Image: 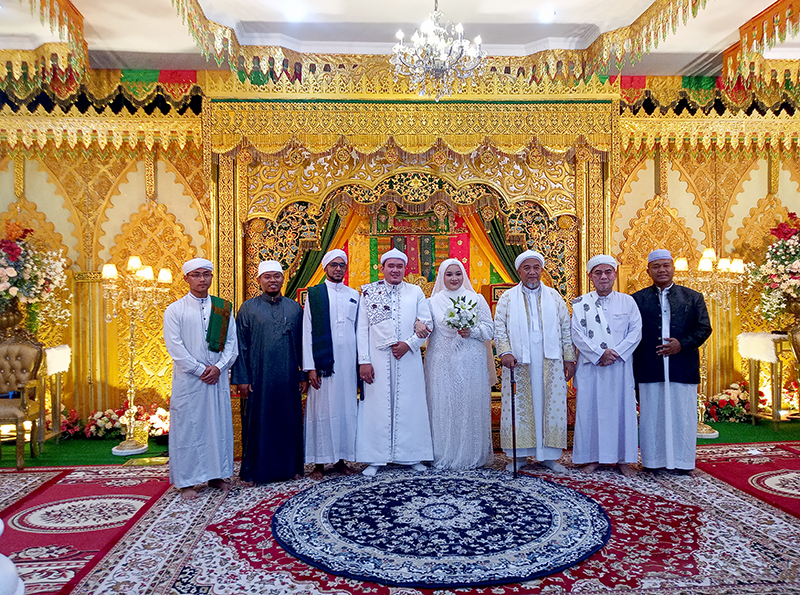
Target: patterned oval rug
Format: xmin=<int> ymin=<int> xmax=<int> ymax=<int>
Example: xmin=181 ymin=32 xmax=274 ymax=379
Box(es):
xmin=271 ymin=468 xmax=611 ymax=588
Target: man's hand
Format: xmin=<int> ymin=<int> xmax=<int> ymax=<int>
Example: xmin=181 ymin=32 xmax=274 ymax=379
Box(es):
xmin=308 ymin=370 xmax=321 ymax=390
xmin=391 ymin=342 xmax=411 ymax=359
xmin=564 ymin=360 xmax=576 ymax=382
xmin=597 ymin=349 xmax=620 ymax=367
xmin=457 ymin=328 xmax=472 ymax=338
xmin=657 ymin=337 xmax=682 ymax=357
xmin=236 ymin=384 xmax=252 ymax=398
xmin=359 ymin=364 xmax=375 ymax=384
xmin=300 ymin=380 xmax=308 ymax=394
xmin=500 ymin=353 xmax=518 ymax=369
xmin=414 ymin=320 xmax=431 ymax=338
xmin=200 ymin=365 xmax=221 ymax=385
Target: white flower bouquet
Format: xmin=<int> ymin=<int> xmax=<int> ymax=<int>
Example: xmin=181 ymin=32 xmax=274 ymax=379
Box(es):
xmin=443 ymin=295 xmax=478 ymax=330
xmin=149 ymin=407 xmax=171 ymax=437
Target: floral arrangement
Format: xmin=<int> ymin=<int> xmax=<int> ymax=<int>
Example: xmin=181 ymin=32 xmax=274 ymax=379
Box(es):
xmin=148 ymin=404 xmax=170 ymax=437
xmin=84 ymin=408 xmax=125 ymax=438
xmin=0 ymin=221 xmax=70 ymax=333
xmin=60 ymin=408 xmax=81 ymax=438
xmin=703 ymin=381 xmax=751 ymax=423
xmin=782 ymin=381 xmax=799 ymax=412
xmin=751 ymin=212 xmax=800 ymax=321
xmin=80 ymin=401 xmax=172 ymax=440
xmin=443 ymin=295 xmax=478 ymax=330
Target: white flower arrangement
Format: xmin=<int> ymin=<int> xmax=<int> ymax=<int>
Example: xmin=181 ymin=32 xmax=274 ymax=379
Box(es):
xmin=149 ymin=407 xmax=171 ymax=437
xmin=751 ymin=213 xmax=800 ymax=321
xmin=443 ymin=295 xmax=478 ymax=331
xmin=0 ymin=221 xmax=70 ymax=332
xmin=84 ymin=408 xmax=123 ymax=438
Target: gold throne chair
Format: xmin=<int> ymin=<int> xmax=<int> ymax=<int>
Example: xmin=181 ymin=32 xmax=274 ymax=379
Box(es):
xmin=0 ymin=334 xmax=44 ymax=470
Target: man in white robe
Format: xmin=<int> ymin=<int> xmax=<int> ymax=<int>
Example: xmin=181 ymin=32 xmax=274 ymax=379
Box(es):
xmin=632 ymin=249 xmax=712 ymax=473
xmin=356 ymin=248 xmax=434 ymax=476
xmin=571 ymin=255 xmax=642 ymax=476
xmin=302 ymin=249 xmax=359 ymax=479
xmin=163 ymin=258 xmax=238 ymax=500
xmin=494 ymin=250 xmax=576 ymax=473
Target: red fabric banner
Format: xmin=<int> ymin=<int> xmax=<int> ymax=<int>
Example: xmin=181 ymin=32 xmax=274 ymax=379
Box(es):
xmin=404 ymin=236 xmax=420 ymax=275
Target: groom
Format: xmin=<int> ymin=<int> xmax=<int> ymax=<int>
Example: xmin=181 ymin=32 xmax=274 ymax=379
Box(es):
xmin=356 ymin=248 xmax=434 ymax=476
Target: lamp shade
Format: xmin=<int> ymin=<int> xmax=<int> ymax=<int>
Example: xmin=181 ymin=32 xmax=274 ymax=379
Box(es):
xmin=101 ymin=263 xmax=118 ymax=280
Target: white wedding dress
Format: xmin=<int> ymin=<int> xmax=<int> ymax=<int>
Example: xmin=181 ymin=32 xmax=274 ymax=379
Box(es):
xmin=423 ymin=260 xmax=495 ymax=470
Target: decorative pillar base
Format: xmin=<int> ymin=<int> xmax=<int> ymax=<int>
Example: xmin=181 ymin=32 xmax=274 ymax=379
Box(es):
xmin=112 ymin=439 xmax=149 ymax=456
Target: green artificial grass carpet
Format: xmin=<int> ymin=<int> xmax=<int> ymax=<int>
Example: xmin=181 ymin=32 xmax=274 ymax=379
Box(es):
xmin=699 ymin=419 xmax=800 ymax=444
xmin=0 ymin=437 xmax=169 ymax=468
xmin=3 ymin=419 xmax=800 ymax=468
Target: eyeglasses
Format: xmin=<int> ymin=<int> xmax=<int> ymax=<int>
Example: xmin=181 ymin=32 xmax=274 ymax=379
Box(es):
xmin=326 ymin=262 xmax=347 ymax=269
xmin=186 ymin=272 xmax=213 ymax=279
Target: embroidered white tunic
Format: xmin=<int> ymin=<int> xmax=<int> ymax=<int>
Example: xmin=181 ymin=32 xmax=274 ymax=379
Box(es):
xmin=355 ymin=281 xmax=434 ymax=465
xmin=571 ymin=291 xmax=642 ymax=465
xmin=639 ymin=285 xmax=699 ymax=470
xmin=302 ymin=279 xmax=360 ymax=464
xmin=494 ymin=283 xmax=575 ymax=461
xmin=163 ymin=293 xmax=238 ymax=488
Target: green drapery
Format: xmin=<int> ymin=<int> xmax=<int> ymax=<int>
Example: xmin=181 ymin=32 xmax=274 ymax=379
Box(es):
xmin=286 ymin=211 xmax=342 ymax=296
xmin=486 ymin=218 xmax=522 ymax=282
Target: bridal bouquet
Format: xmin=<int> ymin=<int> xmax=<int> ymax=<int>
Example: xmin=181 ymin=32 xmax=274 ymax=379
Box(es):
xmin=443 ymin=295 xmax=478 ymax=330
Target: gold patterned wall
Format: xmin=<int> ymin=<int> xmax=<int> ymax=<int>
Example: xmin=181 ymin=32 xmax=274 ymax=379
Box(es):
xmin=2 ymin=68 xmax=800 ymax=427
xmin=213 ymin=99 xmax=612 ymax=305
xmin=0 ymin=130 xmax=209 ymax=420
xmin=613 ymin=144 xmax=800 ymax=397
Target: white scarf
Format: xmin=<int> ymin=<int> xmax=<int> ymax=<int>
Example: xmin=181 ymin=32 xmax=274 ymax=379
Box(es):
xmin=573 ymin=291 xmax=616 ymax=352
xmin=429 ymin=258 xmax=477 ymax=338
xmin=429 ymin=259 xmax=497 ymax=387
xmin=507 ymin=282 xmax=562 ymax=362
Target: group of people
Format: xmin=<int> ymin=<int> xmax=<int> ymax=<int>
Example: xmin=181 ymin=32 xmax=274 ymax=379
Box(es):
xmin=162 ymin=244 xmax=711 ymax=500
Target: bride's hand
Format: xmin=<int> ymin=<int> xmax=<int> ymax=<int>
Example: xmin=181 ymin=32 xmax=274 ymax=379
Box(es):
xmin=457 ymin=328 xmax=471 ymax=338
xmin=414 ymin=320 xmax=431 ymax=338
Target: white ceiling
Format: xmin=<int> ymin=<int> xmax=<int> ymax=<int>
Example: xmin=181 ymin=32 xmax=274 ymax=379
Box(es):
xmin=0 ymin=0 xmax=787 ymax=75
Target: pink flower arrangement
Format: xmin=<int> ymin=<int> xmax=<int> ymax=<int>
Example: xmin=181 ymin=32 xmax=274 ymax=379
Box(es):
xmin=60 ymin=408 xmax=81 ymax=438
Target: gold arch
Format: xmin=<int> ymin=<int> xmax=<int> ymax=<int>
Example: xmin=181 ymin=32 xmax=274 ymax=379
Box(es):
xmin=619 ymin=194 xmax=700 ymax=292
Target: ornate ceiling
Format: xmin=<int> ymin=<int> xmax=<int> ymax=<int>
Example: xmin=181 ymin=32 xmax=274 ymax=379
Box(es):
xmin=0 ymin=0 xmax=792 ymax=84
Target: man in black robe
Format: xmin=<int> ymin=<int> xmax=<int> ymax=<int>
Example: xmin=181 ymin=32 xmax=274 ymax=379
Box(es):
xmin=232 ymin=259 xmax=306 ymax=484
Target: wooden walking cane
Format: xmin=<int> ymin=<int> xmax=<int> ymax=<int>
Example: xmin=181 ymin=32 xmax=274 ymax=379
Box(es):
xmin=510 ymin=366 xmax=518 ymax=479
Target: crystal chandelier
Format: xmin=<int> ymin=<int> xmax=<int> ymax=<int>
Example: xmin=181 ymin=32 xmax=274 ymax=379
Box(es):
xmin=390 ymin=0 xmax=486 ymax=100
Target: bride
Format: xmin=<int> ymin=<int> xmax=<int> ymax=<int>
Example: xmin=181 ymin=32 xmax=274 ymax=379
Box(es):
xmin=422 ymin=258 xmax=495 ymax=470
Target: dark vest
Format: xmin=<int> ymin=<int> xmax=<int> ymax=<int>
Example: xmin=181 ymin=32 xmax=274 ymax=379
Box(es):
xmin=631 ymin=284 xmax=712 ymax=385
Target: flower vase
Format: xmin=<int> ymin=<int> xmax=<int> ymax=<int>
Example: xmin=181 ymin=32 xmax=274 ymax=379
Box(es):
xmin=787 ymin=297 xmax=800 ymax=384
xmin=0 ymin=298 xmax=23 ymax=330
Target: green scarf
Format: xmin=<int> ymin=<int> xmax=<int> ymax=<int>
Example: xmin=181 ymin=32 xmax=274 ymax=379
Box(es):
xmin=206 ymin=296 xmax=232 ymax=353
xmin=307 ymin=282 xmax=335 ymax=377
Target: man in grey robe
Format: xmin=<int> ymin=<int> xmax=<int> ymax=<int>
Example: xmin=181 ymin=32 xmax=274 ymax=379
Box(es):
xmin=163 ymin=258 xmax=238 ymax=500
xmin=232 ymin=260 xmax=306 ymax=484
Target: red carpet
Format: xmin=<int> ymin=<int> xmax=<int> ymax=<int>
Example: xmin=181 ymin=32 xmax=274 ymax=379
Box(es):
xmin=696 ymin=442 xmax=800 ymax=519
xmin=0 ymin=465 xmax=170 ymax=594
xmin=4 ymin=453 xmax=800 ymax=594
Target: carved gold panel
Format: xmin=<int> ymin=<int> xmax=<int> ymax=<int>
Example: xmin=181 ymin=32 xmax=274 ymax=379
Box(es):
xmin=672 ymin=151 xmax=758 ymax=254
xmin=238 ymin=139 xmax=580 ymax=224
xmin=210 ymin=100 xmax=613 ymax=155
xmin=108 ymin=201 xmax=197 ymax=412
xmin=618 ymin=194 xmax=699 ymax=292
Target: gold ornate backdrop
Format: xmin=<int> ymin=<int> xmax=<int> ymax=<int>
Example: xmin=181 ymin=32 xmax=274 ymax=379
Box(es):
xmin=1 ymin=71 xmax=800 ymax=425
